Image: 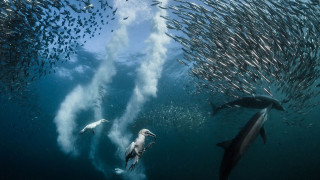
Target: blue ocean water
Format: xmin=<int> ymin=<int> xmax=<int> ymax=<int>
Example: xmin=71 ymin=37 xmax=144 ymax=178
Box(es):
xmin=1 ymin=46 xmax=320 ymax=180
xmin=1 ymin=0 xmax=320 ymax=179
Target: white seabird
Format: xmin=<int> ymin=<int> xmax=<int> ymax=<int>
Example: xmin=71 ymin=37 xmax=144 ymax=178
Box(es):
xmin=79 ymin=119 xmax=109 ymax=135
xmin=125 ymin=129 xmax=156 ymax=171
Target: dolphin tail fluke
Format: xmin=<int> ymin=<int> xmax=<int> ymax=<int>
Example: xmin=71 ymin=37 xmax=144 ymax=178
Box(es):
xmin=216 ymin=139 xmax=232 ymax=150
xmin=260 ymin=126 xmax=267 ymax=144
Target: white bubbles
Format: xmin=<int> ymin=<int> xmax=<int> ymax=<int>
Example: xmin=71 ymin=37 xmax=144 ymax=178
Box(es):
xmin=54 ymin=1 xmax=171 ymax=179
xmin=108 ymin=1 xmax=170 ymax=179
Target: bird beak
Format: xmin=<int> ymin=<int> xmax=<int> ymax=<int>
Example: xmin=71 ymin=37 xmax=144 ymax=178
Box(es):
xmin=147 ymin=131 xmax=156 ymax=140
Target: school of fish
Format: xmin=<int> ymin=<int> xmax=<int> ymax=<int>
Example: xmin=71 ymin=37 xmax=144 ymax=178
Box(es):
xmin=0 ymin=0 xmax=117 ymax=97
xmin=1 ymin=0 xmax=320 ymax=179
xmin=164 ymin=0 xmax=320 ymax=117
xmin=162 ymin=0 xmax=320 ymax=179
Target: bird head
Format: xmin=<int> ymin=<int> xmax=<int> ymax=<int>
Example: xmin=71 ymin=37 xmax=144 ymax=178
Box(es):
xmin=101 ymin=119 xmax=109 ymax=123
xmin=139 ymin=129 xmax=156 ymax=140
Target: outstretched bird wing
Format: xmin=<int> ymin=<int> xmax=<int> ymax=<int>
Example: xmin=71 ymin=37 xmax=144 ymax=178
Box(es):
xmin=125 ymin=142 xmax=135 ymax=157
xmin=125 ymin=142 xmax=135 ymax=168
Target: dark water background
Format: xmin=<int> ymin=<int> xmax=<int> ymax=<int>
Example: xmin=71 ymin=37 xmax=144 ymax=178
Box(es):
xmin=1 ymin=48 xmax=320 ymax=180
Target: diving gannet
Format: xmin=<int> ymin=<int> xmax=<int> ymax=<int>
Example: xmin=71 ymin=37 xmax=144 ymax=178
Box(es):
xmin=125 ymin=129 xmax=156 ymax=171
xmin=79 ymin=119 xmax=109 ymax=135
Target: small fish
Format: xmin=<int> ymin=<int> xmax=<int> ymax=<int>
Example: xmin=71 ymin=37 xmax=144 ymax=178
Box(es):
xmin=163 ymin=0 xmax=320 ymax=114
xmin=112 ymin=8 xmax=117 ymax=15
xmin=151 ymin=2 xmax=162 ymax=6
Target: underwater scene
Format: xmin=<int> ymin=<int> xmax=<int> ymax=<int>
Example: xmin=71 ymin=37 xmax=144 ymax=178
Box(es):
xmin=1 ymin=0 xmax=320 ymax=180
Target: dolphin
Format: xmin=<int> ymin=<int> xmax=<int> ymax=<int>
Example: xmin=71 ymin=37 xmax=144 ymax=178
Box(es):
xmin=212 ymin=95 xmax=284 ymax=115
xmin=216 ymin=105 xmax=272 ymax=180
xmin=79 ymin=119 xmax=109 ymax=135
xmin=125 ymin=129 xmax=156 ymax=171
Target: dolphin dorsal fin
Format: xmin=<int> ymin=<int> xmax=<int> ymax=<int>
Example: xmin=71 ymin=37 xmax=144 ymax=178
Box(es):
xmin=216 ymin=140 xmax=232 ymax=150
xmin=260 ymin=126 xmax=267 ymax=144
